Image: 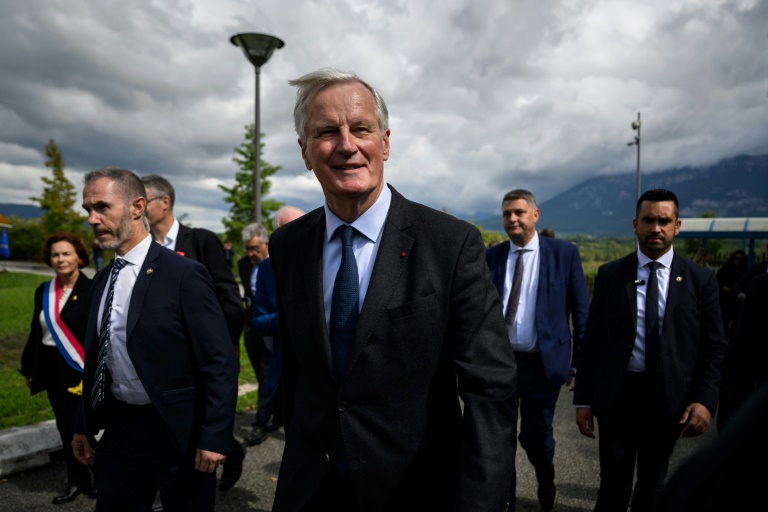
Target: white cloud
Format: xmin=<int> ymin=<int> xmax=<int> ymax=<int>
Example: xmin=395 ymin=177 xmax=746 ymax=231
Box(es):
xmin=0 ymin=0 xmax=765 ymax=230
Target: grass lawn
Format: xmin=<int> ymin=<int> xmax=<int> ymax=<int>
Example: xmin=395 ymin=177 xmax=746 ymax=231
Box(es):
xmin=0 ymin=271 xmax=257 ymax=430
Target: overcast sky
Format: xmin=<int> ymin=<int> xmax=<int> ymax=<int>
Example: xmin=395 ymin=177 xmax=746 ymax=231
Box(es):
xmin=1 ymin=0 xmax=766 ymax=232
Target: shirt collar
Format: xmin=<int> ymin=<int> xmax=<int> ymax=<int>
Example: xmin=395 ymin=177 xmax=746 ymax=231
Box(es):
xmin=510 ymin=232 xmax=540 ymax=252
xmin=163 ymin=218 xmax=180 ymax=248
xmin=637 ymin=246 xmax=675 ymax=269
xmin=324 ymin=184 xmax=392 ymax=243
xmin=119 ymin=234 xmax=152 ymax=268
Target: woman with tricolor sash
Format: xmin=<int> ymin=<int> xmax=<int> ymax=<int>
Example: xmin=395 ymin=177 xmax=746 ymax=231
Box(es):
xmin=20 ymin=232 xmax=95 ymax=505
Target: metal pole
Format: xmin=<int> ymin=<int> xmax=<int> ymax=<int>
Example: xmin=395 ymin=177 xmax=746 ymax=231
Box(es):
xmin=635 ymin=112 xmax=641 ymax=200
xmin=253 ymin=67 xmax=262 ymax=224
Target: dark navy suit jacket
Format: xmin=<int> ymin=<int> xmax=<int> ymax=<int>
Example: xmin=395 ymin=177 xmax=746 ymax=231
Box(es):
xmin=486 ymin=236 xmax=590 ymax=387
xmin=270 ymin=186 xmax=517 ymax=512
xmin=76 ymin=241 xmax=238 ymax=454
xmin=574 ymin=252 xmax=726 ymax=417
xmin=252 ymin=257 xmax=280 ymax=393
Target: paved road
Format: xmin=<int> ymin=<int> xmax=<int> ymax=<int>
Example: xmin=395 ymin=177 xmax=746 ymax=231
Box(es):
xmin=1 ymin=261 xmax=714 ymax=510
xmin=0 ymin=387 xmax=715 ymax=512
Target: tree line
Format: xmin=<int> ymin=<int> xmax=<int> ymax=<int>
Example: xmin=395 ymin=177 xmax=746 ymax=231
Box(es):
xmin=4 ymin=134 xmax=755 ymax=272
xmin=6 ymin=125 xmax=282 ymax=263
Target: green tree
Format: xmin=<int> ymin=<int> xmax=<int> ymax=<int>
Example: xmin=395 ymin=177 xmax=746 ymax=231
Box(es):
xmin=2 ymin=216 xmax=45 ymax=261
xmin=472 ymin=222 xmax=506 ymax=247
xmin=29 ymin=140 xmax=87 ymax=238
xmin=219 ymin=125 xmax=283 ymax=246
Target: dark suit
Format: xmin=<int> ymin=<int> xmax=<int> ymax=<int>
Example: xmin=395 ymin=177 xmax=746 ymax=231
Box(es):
xmin=238 ymin=255 xmax=266 ymax=389
xmin=656 ymin=273 xmax=768 ymax=512
xmin=486 ymin=236 xmax=589 ymax=502
xmin=77 ymin=242 xmax=238 ymax=510
xmin=717 ymin=271 xmax=768 ymax=430
xmin=251 ymin=257 xmax=281 ymax=428
xmin=270 ymin=186 xmax=517 ymax=512
xmin=733 ymin=259 xmax=767 ymax=298
xmin=175 ymin=223 xmax=244 ymax=348
xmin=21 ymin=272 xmax=92 ymax=489
xmin=173 ymin=222 xmax=246 ymax=490
xmin=238 ymin=255 xmax=256 ymax=303
xmin=573 ymin=251 xmax=725 ymax=512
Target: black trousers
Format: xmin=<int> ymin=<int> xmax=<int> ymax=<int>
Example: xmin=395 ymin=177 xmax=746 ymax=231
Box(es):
xmin=94 ymin=400 xmax=215 ymax=512
xmin=41 ymin=346 xmax=93 ymax=489
xmin=594 ymin=372 xmax=682 ymax=512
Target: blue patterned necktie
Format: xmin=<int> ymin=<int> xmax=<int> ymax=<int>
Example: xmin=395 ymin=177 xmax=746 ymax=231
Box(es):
xmin=330 ymin=225 xmax=359 ymax=380
xmin=645 ymin=261 xmax=661 ymax=372
xmin=91 ymin=258 xmax=127 ymax=409
xmin=329 ymin=225 xmax=358 ymax=473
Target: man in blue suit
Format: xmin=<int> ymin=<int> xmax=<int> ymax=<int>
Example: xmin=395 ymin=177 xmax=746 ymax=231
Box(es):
xmin=247 ymin=205 xmax=304 ymax=446
xmin=486 ymin=189 xmax=589 ymax=512
xmin=72 ymin=167 xmax=238 ymax=511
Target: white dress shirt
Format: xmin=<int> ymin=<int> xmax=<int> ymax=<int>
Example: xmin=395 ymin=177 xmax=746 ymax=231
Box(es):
xmin=157 ymin=217 xmax=180 ymax=250
xmin=503 ymin=233 xmax=541 ymax=352
xmin=322 ymin=185 xmax=392 ymax=333
xmin=628 ymin=247 xmax=674 ymax=372
xmin=98 ymin=234 xmax=153 ymax=404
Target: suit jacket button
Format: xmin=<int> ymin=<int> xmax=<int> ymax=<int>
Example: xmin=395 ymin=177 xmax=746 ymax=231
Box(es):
xmin=324 ymin=453 xmax=330 ymax=463
xmin=338 ymin=402 xmax=347 ymax=412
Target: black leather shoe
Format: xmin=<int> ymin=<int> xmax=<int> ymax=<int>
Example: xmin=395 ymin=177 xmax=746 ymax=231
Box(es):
xmin=52 ymin=486 xmax=84 ymax=505
xmin=219 ymin=441 xmax=246 ymax=492
xmin=243 ymin=427 xmax=267 ymax=446
xmin=537 ymin=480 xmax=556 ymax=512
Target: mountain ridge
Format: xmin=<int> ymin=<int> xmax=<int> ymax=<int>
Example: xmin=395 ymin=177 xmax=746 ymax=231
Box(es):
xmin=475 ymin=154 xmax=768 ymax=237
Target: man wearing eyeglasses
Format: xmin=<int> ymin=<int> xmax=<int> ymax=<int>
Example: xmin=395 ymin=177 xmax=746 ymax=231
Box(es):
xmin=141 ymin=174 xmax=246 ymax=495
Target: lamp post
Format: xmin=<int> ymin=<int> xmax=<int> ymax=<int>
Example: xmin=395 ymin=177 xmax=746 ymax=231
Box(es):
xmin=230 ymin=32 xmax=285 ymax=224
xmin=627 ymin=112 xmax=641 ymax=200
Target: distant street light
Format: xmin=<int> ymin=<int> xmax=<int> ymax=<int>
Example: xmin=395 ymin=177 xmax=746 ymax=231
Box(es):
xmin=230 ymin=32 xmax=285 ymax=224
xmin=627 ymin=112 xmax=641 ymax=200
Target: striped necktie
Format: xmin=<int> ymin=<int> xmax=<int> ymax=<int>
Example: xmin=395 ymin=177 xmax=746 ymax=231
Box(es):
xmin=91 ymin=258 xmax=127 ymax=409
xmin=505 ymin=249 xmax=526 ymax=328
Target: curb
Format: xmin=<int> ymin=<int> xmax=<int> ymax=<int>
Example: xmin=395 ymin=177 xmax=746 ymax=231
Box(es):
xmin=0 ymin=383 xmax=259 ymax=479
xmin=0 ymin=420 xmax=60 ymax=478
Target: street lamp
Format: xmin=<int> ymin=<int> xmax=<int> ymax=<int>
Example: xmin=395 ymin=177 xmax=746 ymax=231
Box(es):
xmin=627 ymin=112 xmax=641 ymax=200
xmin=230 ymin=32 xmax=285 ymax=224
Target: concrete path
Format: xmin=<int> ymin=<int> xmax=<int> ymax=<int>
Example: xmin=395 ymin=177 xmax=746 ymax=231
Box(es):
xmin=0 ymin=389 xmax=714 ymax=512
xmin=1 ymin=261 xmax=714 ymax=510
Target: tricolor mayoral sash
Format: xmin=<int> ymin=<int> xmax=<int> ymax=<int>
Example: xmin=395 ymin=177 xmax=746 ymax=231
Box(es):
xmin=42 ymin=276 xmax=84 ymax=372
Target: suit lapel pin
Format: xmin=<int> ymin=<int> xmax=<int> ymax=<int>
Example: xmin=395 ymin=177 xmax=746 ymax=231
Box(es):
xmin=676 ymin=276 xmax=683 ymax=282
xmin=72 ymin=295 xmax=78 ymax=301
xmin=401 ymin=251 xmax=407 ymax=257
xmin=146 ymin=268 xmax=154 ymax=275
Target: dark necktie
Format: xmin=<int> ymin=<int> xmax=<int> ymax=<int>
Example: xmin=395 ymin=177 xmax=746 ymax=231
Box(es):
xmin=91 ymin=258 xmax=127 ymax=409
xmin=329 ymin=226 xmax=358 ymax=473
xmin=505 ymin=249 xmax=526 ymax=328
xmin=645 ymin=261 xmax=661 ymax=372
xmin=329 ymin=225 xmax=359 ymax=380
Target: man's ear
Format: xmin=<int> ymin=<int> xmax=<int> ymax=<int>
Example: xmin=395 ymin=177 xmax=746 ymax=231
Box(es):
xmin=299 ymin=139 xmax=312 ymax=170
xmin=132 ymin=197 xmax=146 ymax=219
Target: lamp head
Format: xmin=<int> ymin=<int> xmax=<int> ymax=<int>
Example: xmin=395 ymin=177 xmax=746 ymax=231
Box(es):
xmin=631 ymin=120 xmax=641 ymax=130
xmin=230 ymin=33 xmax=285 ymax=68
